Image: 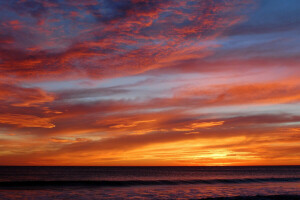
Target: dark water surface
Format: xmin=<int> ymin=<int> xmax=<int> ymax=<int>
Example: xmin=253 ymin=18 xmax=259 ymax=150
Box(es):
xmin=0 ymin=166 xmax=300 ymax=199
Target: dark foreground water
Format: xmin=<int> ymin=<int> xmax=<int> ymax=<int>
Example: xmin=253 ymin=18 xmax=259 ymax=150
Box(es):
xmin=0 ymin=166 xmax=300 ymax=199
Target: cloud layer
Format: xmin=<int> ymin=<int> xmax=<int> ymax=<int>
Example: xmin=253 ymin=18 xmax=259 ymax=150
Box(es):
xmin=1 ymin=0 xmax=300 ymax=166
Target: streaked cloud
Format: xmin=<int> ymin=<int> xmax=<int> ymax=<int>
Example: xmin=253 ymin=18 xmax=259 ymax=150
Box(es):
xmin=0 ymin=114 xmax=55 ymax=128
xmin=1 ymin=0 xmax=300 ymax=166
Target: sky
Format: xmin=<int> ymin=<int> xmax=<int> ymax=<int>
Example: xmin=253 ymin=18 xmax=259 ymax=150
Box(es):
xmin=1 ymin=0 xmax=300 ymax=166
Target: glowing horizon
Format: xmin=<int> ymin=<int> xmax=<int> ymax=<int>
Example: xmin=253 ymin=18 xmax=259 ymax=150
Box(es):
xmin=1 ymin=0 xmax=300 ymax=166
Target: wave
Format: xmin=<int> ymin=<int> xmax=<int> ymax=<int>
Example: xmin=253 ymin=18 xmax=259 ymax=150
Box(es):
xmin=1 ymin=177 xmax=300 ymax=188
xmin=201 ymin=195 xmax=300 ymax=200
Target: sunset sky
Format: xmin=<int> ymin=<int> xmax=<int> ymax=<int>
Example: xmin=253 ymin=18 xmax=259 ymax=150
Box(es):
xmin=1 ymin=0 xmax=300 ymax=166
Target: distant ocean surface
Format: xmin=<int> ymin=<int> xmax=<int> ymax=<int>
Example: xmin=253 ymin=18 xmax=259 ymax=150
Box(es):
xmin=0 ymin=166 xmax=300 ymax=199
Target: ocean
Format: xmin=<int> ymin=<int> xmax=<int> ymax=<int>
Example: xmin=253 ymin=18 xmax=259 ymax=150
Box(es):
xmin=0 ymin=166 xmax=300 ymax=199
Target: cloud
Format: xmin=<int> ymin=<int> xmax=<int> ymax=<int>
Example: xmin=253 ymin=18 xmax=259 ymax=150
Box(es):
xmin=110 ymin=120 xmax=156 ymax=129
xmin=0 ymin=82 xmax=54 ymax=107
xmin=1 ymin=0 xmax=300 ymax=166
xmin=55 ymin=86 xmax=129 ymax=100
xmin=171 ymin=77 xmax=300 ymax=107
xmin=0 ymin=0 xmax=251 ymax=80
xmin=0 ymin=114 xmax=55 ymax=128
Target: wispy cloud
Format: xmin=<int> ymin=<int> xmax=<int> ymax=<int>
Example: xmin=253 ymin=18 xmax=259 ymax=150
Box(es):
xmin=1 ymin=0 xmax=300 ymax=166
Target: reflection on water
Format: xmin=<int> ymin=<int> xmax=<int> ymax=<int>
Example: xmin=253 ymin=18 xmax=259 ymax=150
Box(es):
xmin=0 ymin=182 xmax=300 ymax=199
xmin=0 ymin=166 xmax=300 ymax=199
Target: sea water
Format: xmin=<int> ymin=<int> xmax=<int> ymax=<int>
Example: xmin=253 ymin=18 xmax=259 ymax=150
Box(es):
xmin=0 ymin=166 xmax=300 ymax=199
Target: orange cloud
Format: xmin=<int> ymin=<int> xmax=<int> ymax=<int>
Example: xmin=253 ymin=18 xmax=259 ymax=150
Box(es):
xmin=0 ymin=0 xmax=251 ymax=80
xmin=1 ymin=0 xmax=300 ymax=166
xmin=172 ymin=77 xmax=300 ymax=107
xmin=1 ymin=125 xmax=300 ymax=166
xmin=0 ymin=82 xmax=54 ymax=107
xmin=110 ymin=120 xmax=156 ymax=129
xmin=0 ymin=114 xmax=55 ymax=128
xmin=191 ymin=121 xmax=225 ymax=128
